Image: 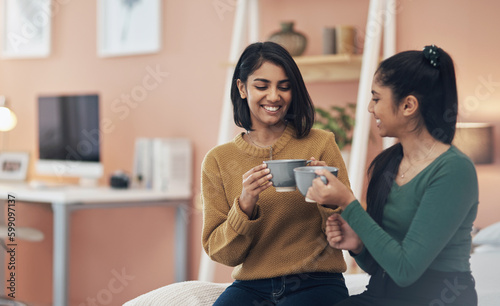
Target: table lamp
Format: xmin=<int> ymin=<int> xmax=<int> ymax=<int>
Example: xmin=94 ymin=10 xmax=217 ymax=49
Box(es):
xmin=0 ymin=96 xmax=17 ymax=132
xmin=453 ymin=122 xmax=494 ymax=164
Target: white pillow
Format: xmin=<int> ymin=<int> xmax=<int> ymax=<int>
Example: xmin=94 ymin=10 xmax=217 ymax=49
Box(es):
xmin=123 ymin=281 xmax=230 ymax=306
xmin=473 ymin=222 xmax=500 ymax=246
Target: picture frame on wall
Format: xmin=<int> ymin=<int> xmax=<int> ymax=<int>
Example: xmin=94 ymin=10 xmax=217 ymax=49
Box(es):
xmin=97 ymin=0 xmax=161 ymax=57
xmin=0 ymin=152 xmax=30 ymax=181
xmin=0 ymin=0 xmax=51 ymax=59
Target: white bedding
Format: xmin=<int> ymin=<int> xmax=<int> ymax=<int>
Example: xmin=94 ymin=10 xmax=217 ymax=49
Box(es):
xmin=470 ymin=245 xmax=500 ymax=306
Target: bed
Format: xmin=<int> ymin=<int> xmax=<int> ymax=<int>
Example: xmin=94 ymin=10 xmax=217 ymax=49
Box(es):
xmin=124 ymin=222 xmax=500 ymax=305
xmin=469 ymin=221 xmax=500 ymax=306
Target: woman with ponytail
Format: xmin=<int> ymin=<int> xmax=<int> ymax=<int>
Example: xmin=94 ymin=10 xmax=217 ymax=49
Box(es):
xmin=307 ymin=45 xmax=478 ymax=305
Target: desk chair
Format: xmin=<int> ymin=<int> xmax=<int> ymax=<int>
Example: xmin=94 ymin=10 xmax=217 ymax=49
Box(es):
xmin=0 ymin=225 xmax=44 ymax=306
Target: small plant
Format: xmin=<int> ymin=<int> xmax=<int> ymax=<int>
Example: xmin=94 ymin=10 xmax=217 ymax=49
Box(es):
xmin=313 ymin=103 xmax=356 ymax=151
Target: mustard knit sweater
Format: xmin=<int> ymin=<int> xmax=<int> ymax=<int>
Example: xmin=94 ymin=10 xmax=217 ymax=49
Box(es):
xmin=201 ymin=125 xmax=350 ymax=280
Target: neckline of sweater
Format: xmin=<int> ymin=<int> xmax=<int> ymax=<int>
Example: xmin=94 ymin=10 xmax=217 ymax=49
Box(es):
xmin=235 ymin=124 xmax=295 ymax=159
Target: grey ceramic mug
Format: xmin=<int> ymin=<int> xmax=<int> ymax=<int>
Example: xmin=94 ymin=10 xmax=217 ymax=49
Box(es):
xmin=294 ymin=166 xmax=339 ymax=202
xmin=263 ymin=159 xmax=310 ymax=192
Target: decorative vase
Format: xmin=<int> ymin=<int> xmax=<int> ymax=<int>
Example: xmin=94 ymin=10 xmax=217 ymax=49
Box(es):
xmin=335 ymin=25 xmax=356 ymax=54
xmin=268 ymin=22 xmax=307 ymax=56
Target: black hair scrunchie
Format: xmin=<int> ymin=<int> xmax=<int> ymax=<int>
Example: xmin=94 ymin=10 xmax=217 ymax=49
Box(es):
xmin=423 ymin=44 xmax=440 ymax=68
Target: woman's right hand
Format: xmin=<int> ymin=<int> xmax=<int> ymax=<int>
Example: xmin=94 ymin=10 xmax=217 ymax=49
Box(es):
xmin=307 ymin=169 xmax=356 ymax=209
xmin=326 ymin=213 xmax=364 ymax=254
xmin=239 ymin=163 xmax=273 ymax=217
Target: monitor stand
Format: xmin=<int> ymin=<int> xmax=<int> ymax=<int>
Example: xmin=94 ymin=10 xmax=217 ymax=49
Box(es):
xmin=79 ymin=177 xmax=99 ymax=188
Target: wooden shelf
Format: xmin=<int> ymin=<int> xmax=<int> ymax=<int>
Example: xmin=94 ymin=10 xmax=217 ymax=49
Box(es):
xmin=226 ymin=54 xmax=363 ymax=83
xmin=293 ymin=54 xmax=363 ymax=82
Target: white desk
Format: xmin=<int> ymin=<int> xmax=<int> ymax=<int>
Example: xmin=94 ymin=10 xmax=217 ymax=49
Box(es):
xmin=0 ymin=183 xmax=190 ymax=306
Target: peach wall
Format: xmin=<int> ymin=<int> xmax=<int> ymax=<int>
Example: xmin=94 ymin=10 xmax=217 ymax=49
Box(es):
xmin=1 ymin=0 xmax=499 ymax=304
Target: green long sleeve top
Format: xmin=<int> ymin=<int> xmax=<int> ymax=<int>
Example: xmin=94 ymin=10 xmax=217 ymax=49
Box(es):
xmin=342 ymin=146 xmax=478 ymax=287
xmin=201 ymin=125 xmax=350 ymax=280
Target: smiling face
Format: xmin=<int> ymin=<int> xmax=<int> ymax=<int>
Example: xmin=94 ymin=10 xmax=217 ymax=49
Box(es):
xmin=368 ymin=77 xmax=406 ymax=138
xmin=237 ymin=61 xmax=292 ymax=131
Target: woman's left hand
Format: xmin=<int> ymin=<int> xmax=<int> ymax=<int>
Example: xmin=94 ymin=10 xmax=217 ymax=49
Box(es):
xmin=306 ymin=169 xmax=356 ymax=209
xmin=326 ymin=214 xmax=364 ymax=254
xmin=308 ymin=157 xmax=327 ymax=166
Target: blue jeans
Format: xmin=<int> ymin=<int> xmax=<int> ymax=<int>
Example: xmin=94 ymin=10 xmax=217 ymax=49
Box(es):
xmin=213 ymin=272 xmax=348 ymax=306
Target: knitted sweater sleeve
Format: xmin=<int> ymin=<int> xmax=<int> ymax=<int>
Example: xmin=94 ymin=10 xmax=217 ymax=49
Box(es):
xmin=201 ymin=152 xmax=261 ymax=267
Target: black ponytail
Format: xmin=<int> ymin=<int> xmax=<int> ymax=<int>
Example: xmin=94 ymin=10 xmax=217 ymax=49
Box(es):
xmin=425 ymin=49 xmax=458 ymax=144
xmin=366 ymin=143 xmax=403 ymax=226
xmin=362 ymin=143 xmax=403 ymax=274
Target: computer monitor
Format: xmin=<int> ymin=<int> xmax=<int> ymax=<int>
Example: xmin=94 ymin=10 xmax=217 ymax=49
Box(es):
xmin=36 ymin=94 xmax=103 ymax=185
